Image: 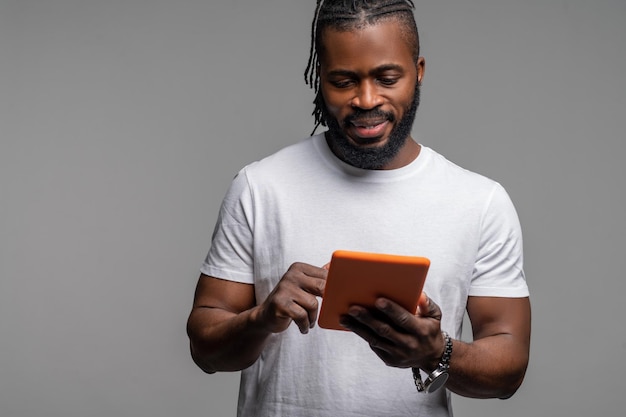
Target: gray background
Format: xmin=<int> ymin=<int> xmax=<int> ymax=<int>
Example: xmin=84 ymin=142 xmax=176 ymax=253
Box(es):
xmin=1 ymin=0 xmax=625 ymax=416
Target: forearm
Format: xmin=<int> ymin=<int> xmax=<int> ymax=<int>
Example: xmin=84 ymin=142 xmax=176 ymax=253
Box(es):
xmin=187 ymin=306 xmax=270 ymax=373
xmin=444 ymin=334 xmax=529 ymax=399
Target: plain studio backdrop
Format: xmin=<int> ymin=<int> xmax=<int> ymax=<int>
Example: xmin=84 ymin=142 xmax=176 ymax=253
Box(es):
xmin=1 ymin=1 xmax=625 ymax=416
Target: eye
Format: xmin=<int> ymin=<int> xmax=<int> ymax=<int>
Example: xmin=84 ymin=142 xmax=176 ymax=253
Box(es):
xmin=331 ymin=79 xmax=355 ymax=89
xmin=378 ymin=77 xmax=399 ymax=86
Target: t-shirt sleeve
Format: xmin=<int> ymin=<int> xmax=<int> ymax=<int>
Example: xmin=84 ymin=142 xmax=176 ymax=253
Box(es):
xmin=470 ymin=183 xmax=529 ymax=297
xmin=200 ymin=168 xmax=255 ymax=284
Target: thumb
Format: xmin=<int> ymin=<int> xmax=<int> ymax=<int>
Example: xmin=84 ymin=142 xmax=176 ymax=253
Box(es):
xmin=417 ymin=292 xmax=442 ymax=320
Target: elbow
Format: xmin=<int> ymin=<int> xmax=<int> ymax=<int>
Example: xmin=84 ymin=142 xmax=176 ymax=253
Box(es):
xmin=498 ymin=382 xmax=522 ymax=400
xmin=189 ymin=342 xmax=218 ymax=374
xmin=497 ymin=361 xmax=528 ymax=400
xmin=188 ymin=339 xmax=258 ymax=373
xmin=498 ymin=383 xmax=521 ymax=400
xmin=187 ymin=316 xmax=220 ymax=374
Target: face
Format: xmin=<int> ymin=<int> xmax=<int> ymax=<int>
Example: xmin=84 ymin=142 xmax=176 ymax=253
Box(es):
xmin=319 ymin=20 xmax=425 ymax=169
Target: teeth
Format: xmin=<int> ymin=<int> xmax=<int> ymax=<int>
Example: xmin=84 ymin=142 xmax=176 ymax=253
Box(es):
xmin=352 ymin=120 xmax=386 ymax=131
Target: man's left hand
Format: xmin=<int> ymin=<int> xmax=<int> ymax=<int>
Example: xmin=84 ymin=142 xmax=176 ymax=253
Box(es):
xmin=339 ymin=293 xmax=445 ymax=371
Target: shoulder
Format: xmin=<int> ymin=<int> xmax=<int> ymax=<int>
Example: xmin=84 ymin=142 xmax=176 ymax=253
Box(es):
xmin=420 ymin=145 xmax=504 ymax=199
xmin=421 ymin=146 xmax=493 ymax=184
xmin=221 ymin=135 xmax=324 ymax=204
xmin=243 ymin=136 xmax=319 ymax=177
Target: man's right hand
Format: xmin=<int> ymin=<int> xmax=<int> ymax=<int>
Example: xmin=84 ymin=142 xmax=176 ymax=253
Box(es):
xmin=253 ymin=262 xmax=328 ymax=334
xmin=187 ymin=262 xmax=327 ymax=373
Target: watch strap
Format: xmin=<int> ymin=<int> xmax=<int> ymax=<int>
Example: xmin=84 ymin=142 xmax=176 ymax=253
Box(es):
xmin=412 ymin=331 xmax=453 ymax=393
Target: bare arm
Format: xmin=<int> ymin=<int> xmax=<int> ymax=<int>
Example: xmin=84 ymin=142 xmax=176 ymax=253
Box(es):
xmin=340 ymin=294 xmax=530 ymax=399
xmin=186 ymin=263 xmax=328 ymax=373
xmin=445 ymin=296 xmax=531 ymax=398
xmin=186 ymin=275 xmax=265 ymax=373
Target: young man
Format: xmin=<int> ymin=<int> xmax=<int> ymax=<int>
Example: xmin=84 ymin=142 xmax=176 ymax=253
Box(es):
xmin=187 ymin=1 xmax=530 ymax=416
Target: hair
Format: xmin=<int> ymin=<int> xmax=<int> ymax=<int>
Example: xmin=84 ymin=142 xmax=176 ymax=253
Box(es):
xmin=304 ymin=0 xmax=420 ymax=132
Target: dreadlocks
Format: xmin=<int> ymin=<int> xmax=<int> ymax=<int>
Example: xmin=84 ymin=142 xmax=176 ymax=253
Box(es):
xmin=304 ymin=0 xmax=419 ymax=132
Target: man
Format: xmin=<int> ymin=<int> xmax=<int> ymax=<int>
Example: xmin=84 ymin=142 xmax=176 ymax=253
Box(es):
xmin=187 ymin=1 xmax=531 ymax=416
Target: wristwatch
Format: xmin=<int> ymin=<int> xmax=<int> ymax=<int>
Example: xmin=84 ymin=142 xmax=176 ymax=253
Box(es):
xmin=412 ymin=331 xmax=453 ymax=393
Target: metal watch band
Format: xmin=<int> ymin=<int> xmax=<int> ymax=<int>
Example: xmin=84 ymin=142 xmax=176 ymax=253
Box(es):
xmin=412 ymin=331 xmax=453 ymax=393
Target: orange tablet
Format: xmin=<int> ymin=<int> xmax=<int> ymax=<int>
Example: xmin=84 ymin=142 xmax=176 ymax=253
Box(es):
xmin=318 ymin=250 xmax=430 ymax=331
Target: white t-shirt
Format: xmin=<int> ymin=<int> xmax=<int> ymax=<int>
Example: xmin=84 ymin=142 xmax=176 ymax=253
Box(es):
xmin=202 ymin=134 xmax=529 ymax=417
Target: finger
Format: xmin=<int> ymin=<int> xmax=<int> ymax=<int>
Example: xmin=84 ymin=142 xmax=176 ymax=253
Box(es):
xmin=287 ymin=297 xmax=318 ymax=334
xmin=289 ymin=263 xmax=327 ymax=297
xmin=347 ymin=305 xmax=402 ymax=345
xmin=297 ymin=275 xmax=326 ymax=299
xmin=373 ymin=297 xmax=418 ymax=332
xmin=292 ymin=262 xmax=329 ymax=279
xmin=287 ymin=286 xmax=321 ymax=332
xmin=340 ymin=308 xmax=397 ymax=353
xmin=266 ymin=264 xmax=327 ymax=333
xmin=300 ymin=294 xmax=320 ymax=330
xmin=417 ymin=293 xmax=442 ymax=320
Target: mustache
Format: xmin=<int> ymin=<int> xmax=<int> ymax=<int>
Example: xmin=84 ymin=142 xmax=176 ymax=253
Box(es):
xmin=344 ymin=108 xmax=395 ymax=125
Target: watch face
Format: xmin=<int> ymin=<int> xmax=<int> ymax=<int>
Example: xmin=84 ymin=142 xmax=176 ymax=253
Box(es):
xmin=426 ymin=371 xmax=449 ymax=393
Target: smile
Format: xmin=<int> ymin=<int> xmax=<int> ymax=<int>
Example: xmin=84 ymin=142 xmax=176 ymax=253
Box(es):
xmin=350 ymin=120 xmax=389 ymax=140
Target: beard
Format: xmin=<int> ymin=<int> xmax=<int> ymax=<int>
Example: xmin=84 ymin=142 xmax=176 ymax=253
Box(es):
xmin=323 ymin=83 xmax=420 ymax=170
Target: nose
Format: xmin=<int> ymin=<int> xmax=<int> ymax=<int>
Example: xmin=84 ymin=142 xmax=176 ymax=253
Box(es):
xmin=351 ymin=81 xmax=383 ymax=110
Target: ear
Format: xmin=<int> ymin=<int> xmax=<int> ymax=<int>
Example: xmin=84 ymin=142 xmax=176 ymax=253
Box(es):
xmin=416 ymin=57 xmax=425 ymax=86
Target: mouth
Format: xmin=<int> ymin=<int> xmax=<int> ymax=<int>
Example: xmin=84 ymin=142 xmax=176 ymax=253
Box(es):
xmin=349 ymin=120 xmax=389 ymax=142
